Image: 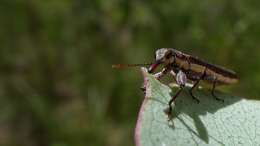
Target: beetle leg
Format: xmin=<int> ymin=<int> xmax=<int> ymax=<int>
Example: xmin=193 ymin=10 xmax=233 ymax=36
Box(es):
xmin=188 ymin=68 xmax=208 ymax=103
xmin=187 ymin=58 xmax=192 ymax=75
xmin=169 ymin=70 xmax=177 ymax=83
xmin=153 ymin=67 xmax=169 ymax=80
xmin=163 ymin=70 xmax=187 ymax=120
xmin=164 ymin=86 xmax=184 ymax=120
xmin=188 ymin=80 xmax=201 ymax=103
xmin=141 ymin=67 xmax=169 ymax=93
xmin=186 ymin=59 xmax=200 ymax=103
xmin=176 ymin=70 xmax=187 ymax=86
xmin=211 ymin=78 xmax=224 ymax=102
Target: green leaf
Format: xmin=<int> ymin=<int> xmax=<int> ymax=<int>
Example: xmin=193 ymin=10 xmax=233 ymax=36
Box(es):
xmin=135 ymin=68 xmax=260 ymax=146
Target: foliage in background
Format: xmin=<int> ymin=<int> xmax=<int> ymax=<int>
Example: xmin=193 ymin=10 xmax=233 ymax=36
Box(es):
xmin=0 ymin=0 xmax=260 ymax=146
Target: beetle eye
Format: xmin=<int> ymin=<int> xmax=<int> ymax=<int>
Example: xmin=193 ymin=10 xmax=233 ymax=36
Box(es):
xmin=166 ymin=52 xmax=172 ymax=59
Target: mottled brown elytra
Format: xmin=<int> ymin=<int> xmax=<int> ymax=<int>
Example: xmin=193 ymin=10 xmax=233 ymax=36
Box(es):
xmin=113 ymin=48 xmax=239 ymax=119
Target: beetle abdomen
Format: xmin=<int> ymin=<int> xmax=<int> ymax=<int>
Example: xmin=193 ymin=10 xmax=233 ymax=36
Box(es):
xmin=174 ymin=54 xmax=238 ymax=85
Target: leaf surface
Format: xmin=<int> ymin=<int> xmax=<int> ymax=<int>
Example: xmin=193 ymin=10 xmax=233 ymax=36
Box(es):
xmin=135 ymin=68 xmax=260 ymax=146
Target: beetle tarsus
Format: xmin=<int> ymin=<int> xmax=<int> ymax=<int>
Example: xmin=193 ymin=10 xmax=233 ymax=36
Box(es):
xmin=189 ymin=90 xmax=200 ymax=103
xmin=164 ymin=106 xmax=172 ymax=121
xmin=211 ymin=89 xmax=224 ymax=102
xmin=214 ymin=96 xmax=224 ymax=103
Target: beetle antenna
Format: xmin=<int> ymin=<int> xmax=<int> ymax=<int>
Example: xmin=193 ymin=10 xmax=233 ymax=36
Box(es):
xmin=112 ymin=63 xmax=151 ymax=69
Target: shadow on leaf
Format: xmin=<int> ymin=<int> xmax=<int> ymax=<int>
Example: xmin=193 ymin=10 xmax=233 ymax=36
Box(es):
xmin=168 ymin=87 xmax=241 ymax=144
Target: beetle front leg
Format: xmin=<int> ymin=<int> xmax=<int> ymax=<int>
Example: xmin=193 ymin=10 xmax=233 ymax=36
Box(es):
xmin=140 ymin=68 xmax=169 ymax=92
xmin=176 ymin=70 xmax=187 ymax=86
xmin=153 ymin=67 xmax=170 ymax=80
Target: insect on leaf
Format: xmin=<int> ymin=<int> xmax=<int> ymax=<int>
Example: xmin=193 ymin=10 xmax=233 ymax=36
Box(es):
xmin=135 ymin=68 xmax=260 ymax=146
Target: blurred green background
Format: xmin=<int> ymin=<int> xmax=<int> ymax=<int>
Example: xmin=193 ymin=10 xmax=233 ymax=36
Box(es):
xmin=0 ymin=0 xmax=260 ymax=146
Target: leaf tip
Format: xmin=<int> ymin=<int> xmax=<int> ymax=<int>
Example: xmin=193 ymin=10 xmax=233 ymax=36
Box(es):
xmin=135 ymin=67 xmax=149 ymax=146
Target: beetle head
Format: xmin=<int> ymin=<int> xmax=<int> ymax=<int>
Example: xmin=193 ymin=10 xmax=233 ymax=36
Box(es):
xmin=148 ymin=48 xmax=175 ymax=73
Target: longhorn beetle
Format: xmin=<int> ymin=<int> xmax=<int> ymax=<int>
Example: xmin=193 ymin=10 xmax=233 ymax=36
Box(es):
xmin=113 ymin=48 xmax=238 ymax=119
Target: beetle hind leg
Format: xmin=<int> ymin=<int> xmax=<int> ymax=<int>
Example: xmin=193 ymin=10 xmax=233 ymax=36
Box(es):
xmin=211 ymin=79 xmax=224 ymax=102
xmin=141 ymin=68 xmax=169 ymax=94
